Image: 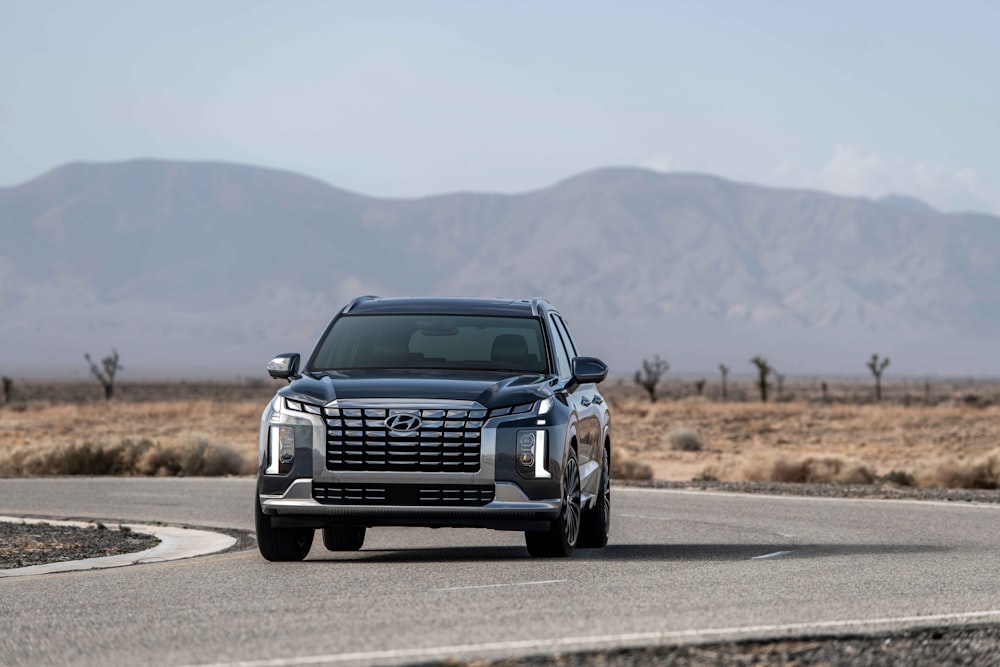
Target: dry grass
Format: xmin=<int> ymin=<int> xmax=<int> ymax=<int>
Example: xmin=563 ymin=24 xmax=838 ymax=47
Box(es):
xmin=606 ymin=387 xmax=1000 ymax=488
xmin=0 ymin=439 xmax=250 ymax=476
xmin=666 ymin=427 xmax=704 ymax=452
xmin=913 ymin=449 xmax=1000 ymax=489
xmin=4 ymin=380 xmax=1000 ymax=487
xmin=611 ymin=449 xmax=654 ymax=481
xmin=741 ymin=455 xmax=876 ymax=485
xmin=0 ymin=400 xmax=260 ymax=476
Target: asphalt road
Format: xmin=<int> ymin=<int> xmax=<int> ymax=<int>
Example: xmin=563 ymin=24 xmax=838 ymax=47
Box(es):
xmin=2 ymin=478 xmax=1000 ymax=667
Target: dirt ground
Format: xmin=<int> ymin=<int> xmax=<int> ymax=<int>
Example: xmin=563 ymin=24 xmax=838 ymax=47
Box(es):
xmin=609 ymin=394 xmax=1000 ymax=482
xmin=2 ymin=378 xmax=999 ymax=483
xmin=606 ymin=376 xmax=1000 ymax=483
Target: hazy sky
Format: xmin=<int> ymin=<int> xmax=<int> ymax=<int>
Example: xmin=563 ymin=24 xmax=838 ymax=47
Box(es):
xmin=2 ymin=1 xmax=998 ymax=213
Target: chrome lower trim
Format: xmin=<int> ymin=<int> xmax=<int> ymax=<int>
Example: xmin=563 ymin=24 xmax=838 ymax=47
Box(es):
xmin=259 ymin=479 xmax=560 ymax=515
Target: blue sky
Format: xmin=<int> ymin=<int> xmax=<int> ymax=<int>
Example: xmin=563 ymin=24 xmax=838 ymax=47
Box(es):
xmin=2 ymin=0 xmax=998 ymax=212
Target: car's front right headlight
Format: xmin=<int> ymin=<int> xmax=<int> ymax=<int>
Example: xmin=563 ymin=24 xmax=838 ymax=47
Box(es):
xmin=515 ymin=428 xmax=551 ymax=479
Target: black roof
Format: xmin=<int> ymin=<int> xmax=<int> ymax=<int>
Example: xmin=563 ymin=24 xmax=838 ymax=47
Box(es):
xmin=344 ymin=296 xmax=551 ymax=317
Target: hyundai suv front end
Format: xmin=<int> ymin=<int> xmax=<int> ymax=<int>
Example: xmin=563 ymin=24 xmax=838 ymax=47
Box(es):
xmin=255 ymin=296 xmax=611 ymax=560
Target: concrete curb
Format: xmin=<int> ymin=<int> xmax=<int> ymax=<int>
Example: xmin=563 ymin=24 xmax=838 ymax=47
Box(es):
xmin=0 ymin=515 xmax=237 ymax=577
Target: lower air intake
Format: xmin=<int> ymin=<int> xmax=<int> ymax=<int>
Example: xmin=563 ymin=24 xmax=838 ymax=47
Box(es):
xmin=313 ymin=483 xmax=495 ymax=507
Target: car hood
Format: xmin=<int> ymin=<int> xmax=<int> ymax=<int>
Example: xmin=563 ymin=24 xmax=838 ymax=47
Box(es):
xmin=277 ymin=369 xmax=555 ymax=409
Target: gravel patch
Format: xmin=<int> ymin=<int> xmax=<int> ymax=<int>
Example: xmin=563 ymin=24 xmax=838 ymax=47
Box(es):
xmin=430 ymin=625 xmax=1000 ymax=666
xmin=0 ymin=521 xmax=159 ymax=569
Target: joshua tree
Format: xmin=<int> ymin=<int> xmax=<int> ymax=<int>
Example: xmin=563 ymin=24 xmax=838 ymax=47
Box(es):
xmin=718 ymin=364 xmax=729 ymax=401
xmin=2 ymin=376 xmax=11 ymax=404
xmin=821 ymin=381 xmax=829 ymax=402
xmin=694 ymin=379 xmax=706 ymax=396
xmin=867 ymin=353 xmax=890 ymax=402
xmin=85 ymin=349 xmax=123 ymax=400
xmin=634 ymin=355 xmax=669 ymax=403
xmin=750 ymin=355 xmax=772 ymax=403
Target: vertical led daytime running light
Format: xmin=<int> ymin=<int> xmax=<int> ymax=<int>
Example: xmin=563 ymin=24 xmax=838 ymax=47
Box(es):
xmin=266 ymin=426 xmax=281 ymax=474
xmin=534 ymin=429 xmax=550 ymax=478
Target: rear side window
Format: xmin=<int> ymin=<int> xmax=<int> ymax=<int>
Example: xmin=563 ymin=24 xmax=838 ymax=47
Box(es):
xmin=312 ymin=314 xmax=549 ymax=373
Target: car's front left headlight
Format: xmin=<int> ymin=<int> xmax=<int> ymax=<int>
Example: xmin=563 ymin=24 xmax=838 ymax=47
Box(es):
xmin=264 ymin=397 xmax=321 ymax=475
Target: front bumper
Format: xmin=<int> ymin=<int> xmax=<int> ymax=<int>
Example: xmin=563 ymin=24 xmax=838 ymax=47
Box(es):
xmin=258 ymin=396 xmax=569 ymax=530
xmin=260 ymin=479 xmax=561 ymax=530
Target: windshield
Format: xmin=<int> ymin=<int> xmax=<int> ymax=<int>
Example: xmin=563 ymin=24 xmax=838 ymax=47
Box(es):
xmin=311 ymin=314 xmax=550 ymax=373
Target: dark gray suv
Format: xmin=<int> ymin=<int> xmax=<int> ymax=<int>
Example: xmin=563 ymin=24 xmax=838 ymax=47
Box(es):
xmin=256 ymin=296 xmax=611 ymax=559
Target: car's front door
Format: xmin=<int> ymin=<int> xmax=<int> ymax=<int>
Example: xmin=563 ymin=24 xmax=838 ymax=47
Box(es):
xmin=549 ymin=314 xmax=600 ymax=491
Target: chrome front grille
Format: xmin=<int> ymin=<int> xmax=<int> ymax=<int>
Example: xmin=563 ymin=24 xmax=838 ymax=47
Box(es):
xmin=324 ymin=405 xmax=485 ymax=472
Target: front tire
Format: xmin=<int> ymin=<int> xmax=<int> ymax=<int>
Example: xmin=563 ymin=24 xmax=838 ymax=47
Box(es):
xmin=255 ymin=495 xmax=314 ymax=561
xmin=525 ymin=448 xmax=581 ymax=558
xmin=323 ymin=526 xmax=366 ymax=551
xmin=578 ymin=446 xmax=610 ymax=548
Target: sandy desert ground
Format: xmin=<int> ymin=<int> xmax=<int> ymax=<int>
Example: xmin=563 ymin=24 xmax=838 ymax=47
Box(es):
xmin=1 ymin=377 xmax=999 ymax=487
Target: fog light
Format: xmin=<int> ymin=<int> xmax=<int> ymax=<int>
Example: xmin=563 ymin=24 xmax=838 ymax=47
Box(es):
xmin=518 ymin=431 xmax=536 ymax=467
xmin=517 ymin=430 xmax=550 ymax=478
xmin=268 ymin=425 xmax=297 ymax=470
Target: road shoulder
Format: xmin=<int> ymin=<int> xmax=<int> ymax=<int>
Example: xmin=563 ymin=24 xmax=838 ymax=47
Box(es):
xmin=0 ymin=515 xmax=237 ymax=577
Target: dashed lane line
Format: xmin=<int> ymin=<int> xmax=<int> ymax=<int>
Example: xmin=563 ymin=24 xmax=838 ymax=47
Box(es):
xmin=751 ymin=550 xmax=794 ymax=560
xmin=437 ymin=579 xmax=567 ymax=591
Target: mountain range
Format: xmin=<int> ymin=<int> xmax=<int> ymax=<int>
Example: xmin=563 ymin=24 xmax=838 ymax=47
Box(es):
xmin=2 ymin=159 xmax=998 ymax=377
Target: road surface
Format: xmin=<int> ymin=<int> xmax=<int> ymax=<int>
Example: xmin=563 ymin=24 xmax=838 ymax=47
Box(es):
xmin=1 ymin=477 xmax=999 ymax=666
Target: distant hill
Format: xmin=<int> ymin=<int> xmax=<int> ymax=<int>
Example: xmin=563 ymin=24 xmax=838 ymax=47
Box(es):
xmin=878 ymin=194 xmax=939 ymax=216
xmin=2 ymin=159 xmax=998 ymax=377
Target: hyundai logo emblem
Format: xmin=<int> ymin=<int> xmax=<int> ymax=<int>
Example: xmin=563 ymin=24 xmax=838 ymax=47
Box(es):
xmin=385 ymin=414 xmax=422 ymax=432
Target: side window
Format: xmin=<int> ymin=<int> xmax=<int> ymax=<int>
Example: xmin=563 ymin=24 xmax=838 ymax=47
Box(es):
xmin=552 ymin=315 xmax=579 ymax=358
xmin=548 ymin=316 xmax=573 ymax=378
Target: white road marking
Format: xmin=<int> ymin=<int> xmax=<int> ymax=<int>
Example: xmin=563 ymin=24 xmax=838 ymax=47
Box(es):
xmin=108 ymin=490 xmax=188 ymax=495
xmin=751 ymin=550 xmax=794 ymax=560
xmin=437 ymin=579 xmax=566 ymax=591
xmin=616 ymin=485 xmax=1000 ymax=510
xmin=180 ymin=609 xmax=1000 ymax=667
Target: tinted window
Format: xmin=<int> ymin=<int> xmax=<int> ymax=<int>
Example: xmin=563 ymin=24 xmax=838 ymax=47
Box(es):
xmin=552 ymin=315 xmax=579 ymax=358
xmin=548 ymin=316 xmax=573 ymax=378
xmin=312 ymin=314 xmax=548 ymax=372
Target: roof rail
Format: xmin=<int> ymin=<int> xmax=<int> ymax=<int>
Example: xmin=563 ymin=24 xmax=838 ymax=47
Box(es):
xmin=529 ymin=297 xmax=549 ymax=317
xmin=343 ymin=295 xmax=380 ymax=314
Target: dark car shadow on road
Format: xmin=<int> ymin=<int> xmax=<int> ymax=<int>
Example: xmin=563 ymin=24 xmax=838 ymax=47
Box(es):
xmin=304 ymin=542 xmax=950 ymax=563
xmin=308 ymin=545 xmax=529 ymax=563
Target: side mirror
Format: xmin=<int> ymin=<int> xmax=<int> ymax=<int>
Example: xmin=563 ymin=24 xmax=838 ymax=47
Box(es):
xmin=267 ymin=353 xmax=301 ymax=381
xmin=571 ymin=356 xmax=608 ymax=385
